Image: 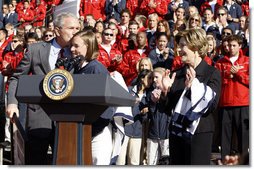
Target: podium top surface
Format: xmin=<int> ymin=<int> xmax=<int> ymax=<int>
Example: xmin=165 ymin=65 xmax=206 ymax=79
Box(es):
xmin=16 ymin=74 xmax=135 ymax=107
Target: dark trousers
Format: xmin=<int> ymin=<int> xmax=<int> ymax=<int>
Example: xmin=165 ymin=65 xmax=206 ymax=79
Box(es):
xmin=25 ymin=127 xmax=55 ymax=165
xmin=220 ymin=106 xmax=249 ymax=159
xmin=170 ymin=132 xmax=213 ymax=165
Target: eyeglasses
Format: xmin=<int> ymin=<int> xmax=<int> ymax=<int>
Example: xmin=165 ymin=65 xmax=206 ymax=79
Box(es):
xmin=45 ymin=34 xmax=53 ymax=37
xmin=217 ymin=13 xmax=226 ymax=16
xmin=103 ymin=33 xmax=114 ymax=37
xmin=222 ymin=32 xmax=231 ymax=36
xmin=191 ymin=18 xmax=199 ymax=22
xmin=12 ymin=40 xmax=19 ymax=43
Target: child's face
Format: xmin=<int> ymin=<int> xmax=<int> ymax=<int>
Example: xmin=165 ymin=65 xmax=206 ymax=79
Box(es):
xmin=208 ymin=40 xmax=214 ymax=53
xmin=153 ymin=72 xmax=163 ymax=88
xmin=139 ymin=60 xmax=150 ymax=71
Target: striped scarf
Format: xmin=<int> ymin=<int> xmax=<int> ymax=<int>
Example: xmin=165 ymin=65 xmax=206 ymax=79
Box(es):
xmin=171 ymin=78 xmax=216 ymax=139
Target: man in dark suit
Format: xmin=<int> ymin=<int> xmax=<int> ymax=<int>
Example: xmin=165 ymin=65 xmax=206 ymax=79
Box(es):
xmin=3 ymin=4 xmax=18 ymax=27
xmin=6 ymin=12 xmax=80 ymax=165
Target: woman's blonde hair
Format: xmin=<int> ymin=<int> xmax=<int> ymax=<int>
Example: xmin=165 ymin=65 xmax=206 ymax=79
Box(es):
xmin=182 ymin=28 xmax=208 ymax=59
xmin=187 ymin=13 xmax=202 ymax=29
xmin=73 ymin=31 xmax=99 ymax=61
xmin=137 ymin=57 xmax=153 ymax=73
xmin=207 ymin=35 xmax=217 ymax=54
xmin=153 ymin=67 xmax=166 ymax=75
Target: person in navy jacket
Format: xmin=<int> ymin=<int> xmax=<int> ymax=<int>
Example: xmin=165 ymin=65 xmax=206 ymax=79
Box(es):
xmin=3 ymin=4 xmax=18 ymax=26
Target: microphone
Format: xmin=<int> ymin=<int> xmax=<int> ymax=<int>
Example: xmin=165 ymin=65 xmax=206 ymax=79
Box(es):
xmin=66 ymin=55 xmax=82 ymax=71
xmin=55 ymin=57 xmax=68 ymax=69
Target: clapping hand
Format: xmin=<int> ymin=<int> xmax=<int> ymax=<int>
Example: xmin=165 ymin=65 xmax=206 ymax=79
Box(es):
xmin=185 ymin=66 xmax=196 ymax=88
xmin=151 ymin=88 xmax=162 ymax=103
xmin=230 ymin=63 xmax=241 ymax=74
xmin=161 ymin=69 xmax=176 ymax=94
xmin=112 ymin=54 xmax=123 ymax=64
xmin=162 ymin=47 xmax=170 ymax=59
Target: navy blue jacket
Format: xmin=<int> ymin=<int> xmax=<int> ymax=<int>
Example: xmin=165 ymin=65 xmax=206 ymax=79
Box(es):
xmin=224 ymin=2 xmax=242 ymax=30
xmin=3 ymin=12 xmax=18 ymax=26
xmin=148 ymin=48 xmax=173 ymax=69
xmin=105 ymin=0 xmax=126 ymax=22
xmin=74 ymin=59 xmax=114 ymax=137
xmin=124 ymin=86 xmax=147 ymax=138
xmin=147 ymin=90 xmax=171 ymax=140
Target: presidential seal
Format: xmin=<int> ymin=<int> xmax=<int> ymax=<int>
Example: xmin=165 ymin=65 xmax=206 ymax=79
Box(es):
xmin=43 ymin=69 xmax=74 ymax=100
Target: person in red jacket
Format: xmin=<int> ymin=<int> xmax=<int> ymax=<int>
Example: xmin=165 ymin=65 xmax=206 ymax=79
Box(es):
xmin=215 ymin=34 xmax=249 ymax=162
xmin=140 ymin=0 xmax=168 ymax=18
xmin=2 ymin=35 xmax=24 ymax=76
xmin=33 ymin=0 xmax=47 ymax=27
xmin=126 ymin=0 xmax=142 ymax=17
xmin=79 ymin=0 xmax=106 ymax=21
xmin=119 ymin=31 xmax=150 ymax=86
xmin=97 ymin=28 xmax=122 ymax=72
xmin=17 ymin=0 xmax=34 ymax=27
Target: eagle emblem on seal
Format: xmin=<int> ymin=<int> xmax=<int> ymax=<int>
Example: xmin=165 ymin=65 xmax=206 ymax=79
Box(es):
xmin=51 ymin=76 xmax=66 ymax=93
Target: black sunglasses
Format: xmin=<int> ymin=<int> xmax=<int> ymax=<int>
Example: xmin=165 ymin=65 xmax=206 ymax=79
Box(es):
xmin=45 ymin=34 xmax=53 ymax=37
xmin=217 ymin=13 xmax=226 ymax=16
xmin=222 ymin=32 xmax=231 ymax=36
xmin=104 ymin=33 xmax=113 ymax=37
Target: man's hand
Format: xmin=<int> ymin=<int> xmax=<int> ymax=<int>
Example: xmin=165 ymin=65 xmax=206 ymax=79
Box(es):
xmin=112 ymin=54 xmax=123 ymax=64
xmin=230 ymin=63 xmax=241 ymax=74
xmin=140 ymin=107 xmax=148 ymax=115
xmin=218 ymin=155 xmax=239 ymax=165
xmin=1 ymin=60 xmax=13 ymax=76
xmin=162 ymin=47 xmax=170 ymax=59
xmin=6 ymin=104 xmax=19 ymax=120
xmin=148 ymin=0 xmax=157 ymax=8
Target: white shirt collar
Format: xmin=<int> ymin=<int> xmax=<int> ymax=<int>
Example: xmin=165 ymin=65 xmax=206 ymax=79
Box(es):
xmin=51 ymin=38 xmax=62 ymax=55
xmin=155 ymin=47 xmax=163 ymax=54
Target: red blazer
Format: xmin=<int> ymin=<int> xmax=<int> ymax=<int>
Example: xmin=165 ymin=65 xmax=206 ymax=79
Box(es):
xmin=140 ymin=0 xmax=168 ymax=18
xmin=241 ymin=1 xmax=249 ymax=16
xmin=97 ymin=44 xmax=122 ymax=72
xmin=18 ymin=8 xmax=34 ymax=27
xmin=33 ymin=4 xmax=47 ymax=27
xmin=79 ymin=0 xmax=106 ymax=20
xmin=215 ymin=50 xmax=249 ymax=107
xmin=119 ymin=47 xmax=150 ymax=86
xmin=45 ymin=0 xmax=62 ymax=6
xmin=126 ymin=0 xmax=140 ymax=17
xmin=3 ymin=51 xmax=24 ymax=69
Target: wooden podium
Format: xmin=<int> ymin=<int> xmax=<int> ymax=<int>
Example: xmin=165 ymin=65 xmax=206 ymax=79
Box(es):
xmin=15 ymin=74 xmax=135 ymax=165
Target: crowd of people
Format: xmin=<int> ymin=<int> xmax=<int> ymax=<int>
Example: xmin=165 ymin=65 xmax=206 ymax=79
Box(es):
xmin=0 ymin=0 xmax=249 ymax=166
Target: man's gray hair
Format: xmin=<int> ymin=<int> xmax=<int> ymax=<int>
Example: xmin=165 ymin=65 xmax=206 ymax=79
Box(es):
xmin=54 ymin=12 xmax=78 ymax=28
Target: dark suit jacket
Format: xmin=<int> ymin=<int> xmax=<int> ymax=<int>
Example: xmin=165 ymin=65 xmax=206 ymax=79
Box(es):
xmin=166 ymin=60 xmax=221 ymax=133
xmin=8 ymin=40 xmax=55 ymax=132
xmin=3 ymin=12 xmax=18 ymax=26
